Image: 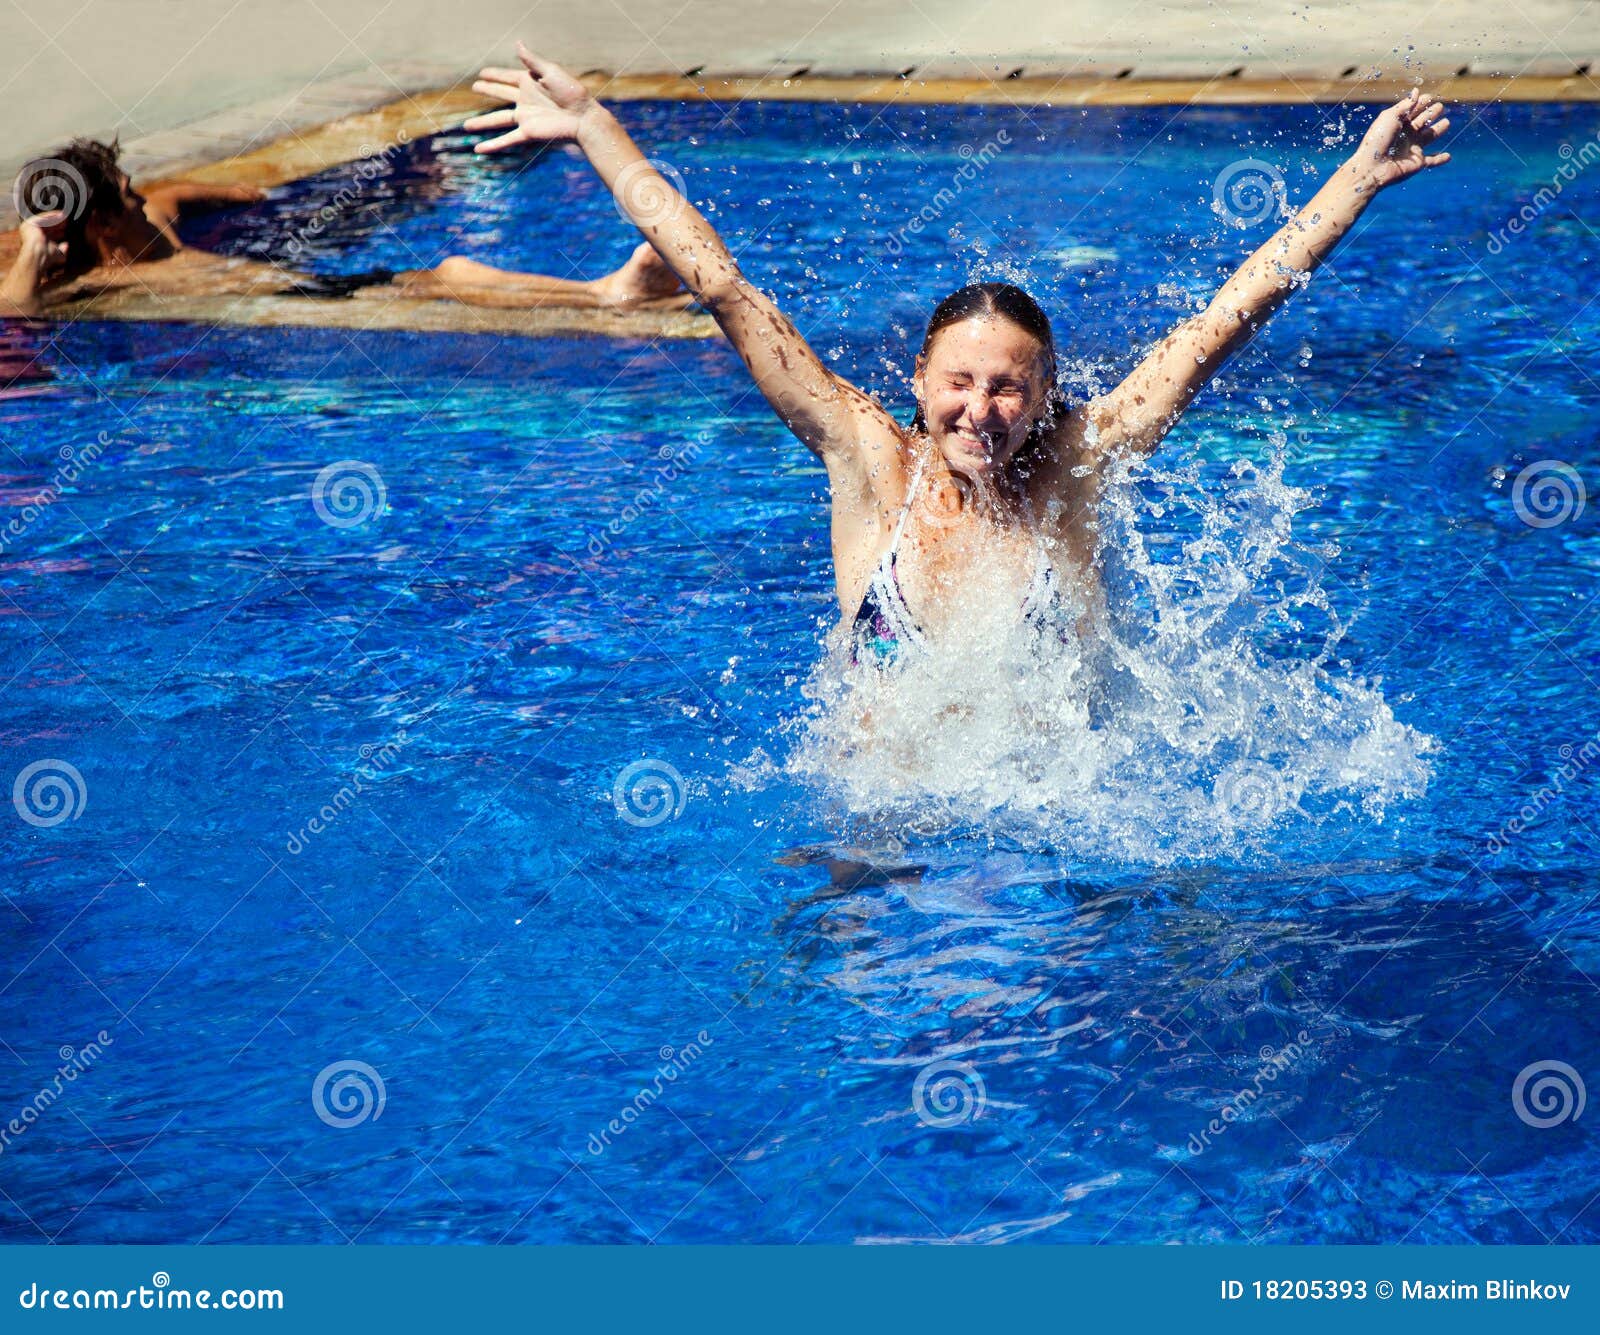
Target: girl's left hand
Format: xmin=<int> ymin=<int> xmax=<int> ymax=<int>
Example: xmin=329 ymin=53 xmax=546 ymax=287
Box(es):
xmin=1354 ymin=90 xmax=1451 ymax=189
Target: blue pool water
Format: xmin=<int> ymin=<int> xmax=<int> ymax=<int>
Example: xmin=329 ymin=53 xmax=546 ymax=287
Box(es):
xmin=2 ymin=98 xmax=1598 ymax=1243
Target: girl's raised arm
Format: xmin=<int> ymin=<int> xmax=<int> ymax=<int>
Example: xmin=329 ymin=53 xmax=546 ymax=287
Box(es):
xmin=469 ymin=45 xmax=894 ymax=467
xmin=1085 ymin=91 xmax=1451 ymax=460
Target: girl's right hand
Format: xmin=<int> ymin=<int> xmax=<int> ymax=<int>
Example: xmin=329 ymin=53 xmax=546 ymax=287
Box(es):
xmin=1350 ymin=89 xmax=1451 ymax=190
xmin=467 ymin=43 xmax=595 ymax=151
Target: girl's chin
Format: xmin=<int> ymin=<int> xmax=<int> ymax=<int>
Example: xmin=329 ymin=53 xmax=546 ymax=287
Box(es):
xmin=934 ymin=435 xmax=985 ymax=461
xmin=942 ymin=439 xmax=1003 ymax=472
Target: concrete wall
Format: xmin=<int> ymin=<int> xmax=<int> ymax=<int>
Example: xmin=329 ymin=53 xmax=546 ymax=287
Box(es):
xmin=3 ymin=0 xmax=1596 ymax=161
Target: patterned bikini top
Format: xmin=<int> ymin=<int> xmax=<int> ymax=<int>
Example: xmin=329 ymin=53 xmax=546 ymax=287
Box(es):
xmin=849 ymin=457 xmax=1063 ymax=668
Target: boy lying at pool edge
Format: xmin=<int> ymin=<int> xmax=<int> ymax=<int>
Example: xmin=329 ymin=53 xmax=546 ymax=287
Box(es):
xmin=469 ymin=45 xmax=1451 ymax=666
xmin=0 ymin=137 xmax=688 ymax=319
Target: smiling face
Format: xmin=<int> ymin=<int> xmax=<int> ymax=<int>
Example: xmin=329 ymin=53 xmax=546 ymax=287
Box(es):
xmin=913 ymin=316 xmax=1052 ymax=477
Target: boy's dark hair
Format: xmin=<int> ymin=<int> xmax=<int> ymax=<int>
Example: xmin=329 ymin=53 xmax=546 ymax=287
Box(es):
xmin=14 ymin=139 xmax=127 ymax=274
xmin=909 ymin=282 xmax=1063 ymax=445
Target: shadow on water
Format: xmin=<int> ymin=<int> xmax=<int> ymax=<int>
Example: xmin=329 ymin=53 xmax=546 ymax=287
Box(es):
xmin=772 ymin=847 xmax=1600 ymax=1241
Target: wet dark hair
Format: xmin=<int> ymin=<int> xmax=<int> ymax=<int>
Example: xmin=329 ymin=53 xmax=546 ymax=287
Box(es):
xmin=909 ymin=282 xmax=1064 ymax=448
xmin=14 ymin=139 xmax=128 ymax=276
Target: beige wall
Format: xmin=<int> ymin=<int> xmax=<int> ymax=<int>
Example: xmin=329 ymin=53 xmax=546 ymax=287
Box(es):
xmin=3 ymin=0 xmax=1595 ymax=159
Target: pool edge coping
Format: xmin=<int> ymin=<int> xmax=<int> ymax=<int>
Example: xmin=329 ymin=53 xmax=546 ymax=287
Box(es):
xmin=8 ymin=67 xmax=1596 ymax=217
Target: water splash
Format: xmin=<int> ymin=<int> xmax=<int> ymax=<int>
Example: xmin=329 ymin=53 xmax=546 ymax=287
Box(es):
xmin=784 ymin=424 xmax=1434 ymax=864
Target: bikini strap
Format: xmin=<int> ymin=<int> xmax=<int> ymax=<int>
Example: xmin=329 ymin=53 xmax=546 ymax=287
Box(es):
xmin=887 ymin=452 xmax=928 ymax=555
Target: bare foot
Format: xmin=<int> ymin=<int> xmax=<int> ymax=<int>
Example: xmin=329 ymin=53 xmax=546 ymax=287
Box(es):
xmin=593 ymin=242 xmax=690 ymax=309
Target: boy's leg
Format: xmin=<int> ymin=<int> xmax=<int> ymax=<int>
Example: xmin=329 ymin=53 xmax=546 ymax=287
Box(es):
xmin=391 ymin=243 xmax=689 ymax=310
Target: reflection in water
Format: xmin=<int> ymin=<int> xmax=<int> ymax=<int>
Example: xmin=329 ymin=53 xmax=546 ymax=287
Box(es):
xmin=180 ymin=136 xmax=485 ymax=274
xmin=775 ymin=851 xmax=1600 ymax=1242
xmin=0 ymin=321 xmax=57 ymax=401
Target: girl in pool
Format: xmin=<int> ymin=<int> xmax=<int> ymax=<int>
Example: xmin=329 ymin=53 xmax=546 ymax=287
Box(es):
xmin=469 ymin=47 xmax=1451 ymax=666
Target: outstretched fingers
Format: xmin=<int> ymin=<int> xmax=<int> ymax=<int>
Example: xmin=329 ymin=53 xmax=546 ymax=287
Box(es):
xmin=472 ymin=79 xmax=522 ymax=104
xmin=1412 ymin=109 xmax=1451 ymax=144
xmin=463 ymin=109 xmax=517 ymax=132
xmin=472 ymin=127 xmax=529 ymax=155
xmin=1410 ymin=97 xmax=1445 ymax=127
xmin=511 ymin=41 xmax=591 ymax=106
xmin=516 ymin=41 xmax=551 ymax=76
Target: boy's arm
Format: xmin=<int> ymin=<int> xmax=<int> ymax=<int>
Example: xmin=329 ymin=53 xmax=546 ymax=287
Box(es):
xmin=143 ymin=182 xmax=265 ymax=218
xmin=141 ymin=183 xmax=266 ymax=244
xmin=0 ymin=213 xmax=69 ymax=317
